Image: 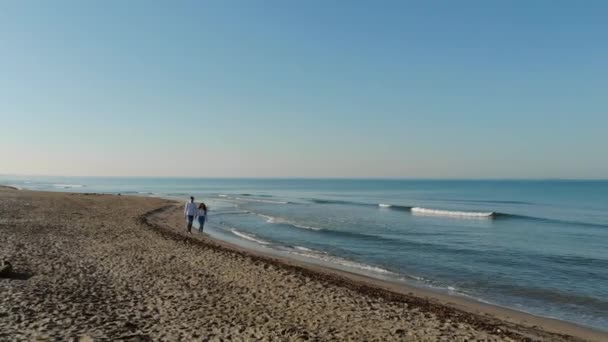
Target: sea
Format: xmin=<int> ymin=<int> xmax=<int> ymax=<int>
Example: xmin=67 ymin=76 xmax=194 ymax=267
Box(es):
xmin=1 ymin=176 xmax=607 ymax=331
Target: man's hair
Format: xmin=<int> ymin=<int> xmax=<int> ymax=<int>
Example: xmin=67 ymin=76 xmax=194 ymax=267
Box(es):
xmin=190 ymin=196 xmax=194 ymax=201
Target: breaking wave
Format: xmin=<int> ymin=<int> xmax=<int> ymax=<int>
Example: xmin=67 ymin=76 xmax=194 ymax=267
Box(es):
xmin=230 ymin=229 xmax=270 ymax=245
xmin=235 ymin=197 xmax=289 ymax=204
xmin=218 ymin=194 xmax=288 ymax=204
xmin=257 ymin=214 xmax=322 ymax=231
xmin=310 ymin=199 xmax=370 ymax=206
xmin=293 ymin=246 xmax=317 ymax=252
xmin=310 ymin=199 xmax=411 ymax=211
xmin=53 ymin=184 xmax=85 ymax=189
xmin=228 ymin=196 xmax=608 ymax=228
xmin=411 ymin=207 xmax=495 ymax=218
xmin=288 ymin=249 xmax=394 ymax=275
xmin=240 ymin=193 xmax=273 ymax=198
xmin=377 ymin=203 xmax=412 ymax=211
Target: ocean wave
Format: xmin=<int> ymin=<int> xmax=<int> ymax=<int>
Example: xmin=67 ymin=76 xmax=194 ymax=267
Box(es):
xmin=378 ymin=203 xmax=412 ymax=211
xmin=257 ymin=213 xmax=279 ymax=223
xmin=490 ymin=283 xmax=608 ymax=312
xmin=310 ymin=199 xmax=370 ymax=206
xmin=235 ymin=197 xmax=289 ymax=204
xmin=495 ymin=213 xmax=608 ymax=229
xmin=240 ymin=193 xmax=273 ymax=198
xmin=311 ymin=198 xmax=411 ymax=210
xmin=250 ymin=212 xmax=396 ymax=241
xmin=230 ymin=229 xmax=270 ymax=245
xmin=213 ymin=210 xmax=251 ymax=216
xmin=226 ymin=228 xmax=394 ymax=275
xmin=240 ymin=196 xmax=608 ymax=231
xmin=310 ymin=198 xmax=426 ymax=212
xmin=288 ymin=249 xmax=394 ymax=275
xmin=294 ymin=246 xmax=316 ymax=252
xmin=316 ymin=228 xmax=396 ymax=242
xmin=429 ymin=198 xmax=534 ymax=205
xmin=53 ymin=184 xmax=85 ymax=188
xmin=399 ymin=274 xmax=426 ymax=282
xmin=310 ymin=198 xmax=608 ymax=227
xmin=408 ymin=207 xmax=608 ymax=228
xmin=257 ymin=214 xmax=322 ymax=231
xmin=411 ymin=207 xmax=495 ymax=218
xmin=218 ymin=194 xmax=288 ymax=204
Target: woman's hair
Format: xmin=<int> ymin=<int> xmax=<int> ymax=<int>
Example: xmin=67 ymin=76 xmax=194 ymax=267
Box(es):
xmin=198 ymin=202 xmax=207 ymax=210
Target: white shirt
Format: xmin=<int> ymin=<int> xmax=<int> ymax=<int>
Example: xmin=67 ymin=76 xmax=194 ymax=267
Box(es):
xmin=184 ymin=202 xmax=197 ymax=216
xmin=197 ymin=208 xmax=207 ymax=217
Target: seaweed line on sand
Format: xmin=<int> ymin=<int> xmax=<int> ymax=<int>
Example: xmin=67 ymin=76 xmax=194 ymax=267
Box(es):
xmin=138 ymin=204 xmax=579 ymax=342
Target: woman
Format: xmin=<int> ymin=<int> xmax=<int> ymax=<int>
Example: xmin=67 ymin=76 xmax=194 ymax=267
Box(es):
xmin=196 ymin=202 xmax=207 ymax=232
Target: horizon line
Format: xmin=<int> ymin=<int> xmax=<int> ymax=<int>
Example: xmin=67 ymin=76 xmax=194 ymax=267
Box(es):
xmin=1 ymin=174 xmax=607 ymax=182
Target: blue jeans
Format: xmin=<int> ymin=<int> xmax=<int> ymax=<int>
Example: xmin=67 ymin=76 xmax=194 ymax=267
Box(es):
xmin=198 ymin=216 xmax=206 ymax=230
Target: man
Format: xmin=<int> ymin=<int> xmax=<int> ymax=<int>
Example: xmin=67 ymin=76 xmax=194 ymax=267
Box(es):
xmin=184 ymin=196 xmax=197 ymax=233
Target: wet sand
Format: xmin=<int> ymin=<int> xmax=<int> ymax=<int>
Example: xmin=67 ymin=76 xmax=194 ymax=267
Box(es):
xmin=1 ymin=186 xmax=606 ymax=341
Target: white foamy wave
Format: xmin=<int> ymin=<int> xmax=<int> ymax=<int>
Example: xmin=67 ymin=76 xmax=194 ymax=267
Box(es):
xmin=290 ymin=250 xmax=393 ymax=275
xmin=53 ymin=184 xmax=85 ymax=188
xmin=258 ymin=213 xmax=279 ymax=223
xmin=294 ymin=246 xmax=316 ymax=252
xmin=218 ymin=194 xmax=229 ymax=198
xmin=411 ymin=207 xmax=494 ymax=218
xmin=235 ymin=197 xmax=288 ymax=204
xmin=292 ymin=223 xmax=322 ymax=231
xmin=257 ymin=214 xmax=322 ymax=231
xmin=404 ymin=274 xmax=425 ymax=282
xmin=378 ymin=203 xmax=391 ymax=208
xmin=230 ymin=229 xmax=270 ymax=245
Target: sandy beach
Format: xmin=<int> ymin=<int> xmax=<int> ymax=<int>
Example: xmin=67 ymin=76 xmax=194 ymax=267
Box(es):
xmin=0 ymin=186 xmax=606 ymax=341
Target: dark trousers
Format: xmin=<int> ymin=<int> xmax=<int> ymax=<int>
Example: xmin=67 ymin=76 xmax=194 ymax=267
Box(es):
xmin=186 ymin=215 xmax=194 ymax=232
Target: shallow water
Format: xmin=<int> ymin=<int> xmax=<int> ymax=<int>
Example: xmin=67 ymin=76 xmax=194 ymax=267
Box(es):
xmin=2 ymin=176 xmax=607 ymax=330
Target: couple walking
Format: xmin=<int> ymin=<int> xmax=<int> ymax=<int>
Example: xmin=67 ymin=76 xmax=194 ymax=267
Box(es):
xmin=184 ymin=196 xmax=207 ymax=234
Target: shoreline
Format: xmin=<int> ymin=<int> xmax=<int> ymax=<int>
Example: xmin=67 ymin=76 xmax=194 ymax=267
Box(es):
xmin=0 ymin=186 xmax=608 ymax=341
xmin=144 ymin=201 xmax=608 ymax=342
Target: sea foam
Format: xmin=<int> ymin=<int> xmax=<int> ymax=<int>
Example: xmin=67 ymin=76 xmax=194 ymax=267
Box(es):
xmin=411 ymin=207 xmax=494 ymax=218
xmin=257 ymin=214 xmax=322 ymax=230
xmin=230 ymin=229 xmax=270 ymax=245
xmin=235 ymin=197 xmax=289 ymax=204
xmin=53 ymin=184 xmax=85 ymax=188
xmin=289 ymin=249 xmax=394 ymax=275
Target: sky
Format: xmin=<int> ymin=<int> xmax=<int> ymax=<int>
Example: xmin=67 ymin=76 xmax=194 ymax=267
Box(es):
xmin=1 ymin=1 xmax=607 ymax=178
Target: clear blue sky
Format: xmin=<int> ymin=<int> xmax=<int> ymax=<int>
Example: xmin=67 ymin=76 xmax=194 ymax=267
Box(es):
xmin=1 ymin=1 xmax=606 ymax=178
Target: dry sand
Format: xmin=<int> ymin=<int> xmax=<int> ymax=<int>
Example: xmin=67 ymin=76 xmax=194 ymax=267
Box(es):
xmin=1 ymin=186 xmax=606 ymax=341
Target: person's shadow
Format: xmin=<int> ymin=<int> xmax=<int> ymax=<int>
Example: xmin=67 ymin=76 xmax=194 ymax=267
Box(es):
xmin=0 ymin=271 xmax=32 ymax=280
